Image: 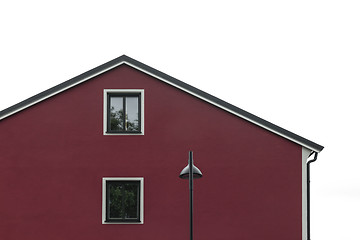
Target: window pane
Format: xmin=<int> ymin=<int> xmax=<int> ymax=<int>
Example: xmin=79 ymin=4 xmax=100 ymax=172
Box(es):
xmin=125 ymin=97 xmax=139 ymax=132
xmin=107 ymin=181 xmax=139 ymax=221
xmin=109 ymin=97 xmax=124 ymax=131
xmin=109 ymin=183 xmax=124 ymax=219
xmin=124 ymin=183 xmax=139 ymax=219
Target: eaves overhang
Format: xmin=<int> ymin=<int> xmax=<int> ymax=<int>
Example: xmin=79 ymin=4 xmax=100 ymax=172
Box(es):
xmin=0 ymin=55 xmax=324 ymax=153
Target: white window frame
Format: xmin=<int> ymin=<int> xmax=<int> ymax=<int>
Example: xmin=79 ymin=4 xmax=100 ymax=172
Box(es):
xmin=102 ymin=177 xmax=144 ymax=224
xmin=103 ymin=89 xmax=145 ymax=135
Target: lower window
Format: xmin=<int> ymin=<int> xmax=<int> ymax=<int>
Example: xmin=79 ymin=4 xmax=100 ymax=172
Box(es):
xmin=102 ymin=177 xmax=144 ymax=224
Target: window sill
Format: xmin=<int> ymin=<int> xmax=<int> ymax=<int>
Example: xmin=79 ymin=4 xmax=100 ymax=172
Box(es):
xmin=104 ymin=132 xmax=144 ymax=136
xmin=102 ymin=220 xmax=143 ymax=224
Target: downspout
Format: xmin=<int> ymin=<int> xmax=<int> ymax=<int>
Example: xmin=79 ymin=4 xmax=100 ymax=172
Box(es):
xmin=306 ymin=151 xmax=318 ymax=240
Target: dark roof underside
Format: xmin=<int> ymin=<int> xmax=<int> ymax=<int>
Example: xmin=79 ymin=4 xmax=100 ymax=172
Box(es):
xmin=0 ymin=55 xmax=324 ymax=152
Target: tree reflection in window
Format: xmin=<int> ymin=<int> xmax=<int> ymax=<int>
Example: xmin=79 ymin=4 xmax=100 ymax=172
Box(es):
xmin=107 ymin=181 xmax=140 ymax=222
xmin=108 ymin=95 xmax=140 ymax=132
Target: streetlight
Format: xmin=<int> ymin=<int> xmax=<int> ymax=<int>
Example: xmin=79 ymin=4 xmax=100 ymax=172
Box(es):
xmin=179 ymin=151 xmax=203 ymax=240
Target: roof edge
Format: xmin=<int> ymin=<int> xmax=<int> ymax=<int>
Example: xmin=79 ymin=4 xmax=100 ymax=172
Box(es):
xmin=0 ymin=55 xmax=324 ymax=153
xmin=121 ymin=56 xmax=324 ymax=153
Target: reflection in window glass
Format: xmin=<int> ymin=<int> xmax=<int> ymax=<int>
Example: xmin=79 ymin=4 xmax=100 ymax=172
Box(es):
xmin=107 ymin=181 xmax=140 ymax=221
xmin=110 ymin=97 xmax=124 ymax=131
xmin=107 ymin=93 xmax=141 ymax=133
xmin=126 ymin=97 xmax=139 ymax=132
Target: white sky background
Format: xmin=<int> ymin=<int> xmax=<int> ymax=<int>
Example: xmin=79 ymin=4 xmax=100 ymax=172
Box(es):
xmin=0 ymin=1 xmax=359 ymax=239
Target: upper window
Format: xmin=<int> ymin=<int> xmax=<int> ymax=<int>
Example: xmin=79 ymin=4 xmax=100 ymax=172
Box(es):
xmin=104 ymin=90 xmax=144 ymax=135
xmin=102 ymin=177 xmax=144 ymax=224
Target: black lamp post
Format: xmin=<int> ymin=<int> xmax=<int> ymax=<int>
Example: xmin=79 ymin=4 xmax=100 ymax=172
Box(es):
xmin=179 ymin=151 xmax=203 ymax=240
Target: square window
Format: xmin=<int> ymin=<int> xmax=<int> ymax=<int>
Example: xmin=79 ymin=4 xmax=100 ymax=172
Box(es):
xmin=104 ymin=90 xmax=144 ymax=135
xmin=102 ymin=177 xmax=144 ymax=224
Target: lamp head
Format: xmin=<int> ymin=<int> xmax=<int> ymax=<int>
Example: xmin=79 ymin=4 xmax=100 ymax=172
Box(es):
xmin=179 ymin=164 xmax=203 ymax=179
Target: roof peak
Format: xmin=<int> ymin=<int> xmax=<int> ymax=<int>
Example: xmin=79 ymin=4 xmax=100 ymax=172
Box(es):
xmin=0 ymin=55 xmax=323 ymax=153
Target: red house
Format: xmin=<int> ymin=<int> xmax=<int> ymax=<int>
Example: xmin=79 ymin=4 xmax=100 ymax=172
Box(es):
xmin=0 ymin=55 xmax=323 ymax=240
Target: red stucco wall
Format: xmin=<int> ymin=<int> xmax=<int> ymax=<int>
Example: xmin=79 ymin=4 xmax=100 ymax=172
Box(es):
xmin=0 ymin=65 xmax=302 ymax=240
